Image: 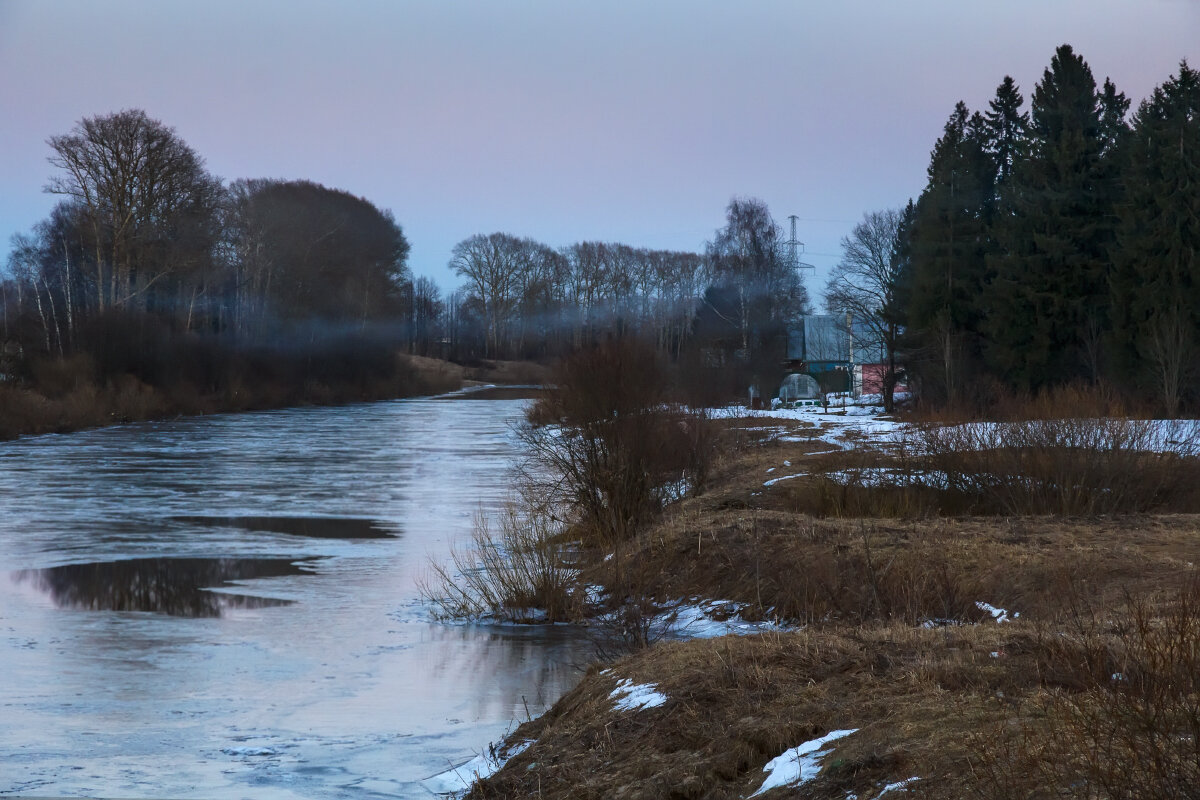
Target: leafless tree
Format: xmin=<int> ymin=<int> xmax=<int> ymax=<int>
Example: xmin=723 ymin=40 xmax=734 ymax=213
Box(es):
xmin=45 ymin=109 xmax=221 ymax=311
xmin=824 ymin=207 xmax=907 ymax=411
xmin=450 ymin=232 xmax=536 ymax=358
xmin=1141 ymin=301 xmax=1195 ymax=418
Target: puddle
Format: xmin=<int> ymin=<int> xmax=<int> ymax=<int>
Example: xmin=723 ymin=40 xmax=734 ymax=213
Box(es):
xmin=172 ymin=515 xmax=397 ymax=539
xmin=13 ymin=557 xmax=321 ymax=616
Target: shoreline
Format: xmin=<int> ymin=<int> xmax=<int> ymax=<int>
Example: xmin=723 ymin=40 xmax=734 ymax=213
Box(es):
xmin=0 ymin=356 xmax=548 ymax=442
xmin=451 ymin=410 xmax=1200 ymax=799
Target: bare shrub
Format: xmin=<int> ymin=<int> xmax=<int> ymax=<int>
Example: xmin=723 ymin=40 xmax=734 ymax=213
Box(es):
xmin=419 ymin=500 xmax=581 ymax=624
xmin=908 ymin=416 xmax=1200 ymax=515
xmin=787 ymin=410 xmax=1200 ymax=518
xmin=422 ymin=339 xmax=708 ymax=635
xmin=970 ymin=586 xmax=1200 ymax=799
xmin=519 ymin=338 xmax=714 ymax=543
xmin=29 ymin=353 xmax=95 ymax=398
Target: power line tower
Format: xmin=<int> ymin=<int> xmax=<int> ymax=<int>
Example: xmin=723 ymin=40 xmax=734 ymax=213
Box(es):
xmin=785 ymin=215 xmax=816 ymax=273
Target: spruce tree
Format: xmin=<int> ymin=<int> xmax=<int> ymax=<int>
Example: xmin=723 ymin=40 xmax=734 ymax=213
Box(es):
xmin=908 ymin=102 xmax=995 ymax=404
xmin=986 ymin=44 xmax=1126 ymax=390
xmin=1111 ymin=62 xmax=1200 ymax=415
xmin=984 ymin=76 xmax=1030 ymax=190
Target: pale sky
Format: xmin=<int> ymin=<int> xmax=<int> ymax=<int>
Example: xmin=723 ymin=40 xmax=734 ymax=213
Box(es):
xmin=2 ymin=0 xmax=1197 ymax=297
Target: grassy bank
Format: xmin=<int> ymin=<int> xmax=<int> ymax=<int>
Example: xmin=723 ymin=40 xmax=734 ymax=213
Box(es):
xmin=462 ymin=409 xmax=1200 ymax=799
xmin=0 ymin=353 xmax=547 ymax=440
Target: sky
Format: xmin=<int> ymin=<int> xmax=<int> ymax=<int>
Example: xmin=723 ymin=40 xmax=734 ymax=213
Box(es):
xmin=2 ymin=0 xmax=1198 ymax=300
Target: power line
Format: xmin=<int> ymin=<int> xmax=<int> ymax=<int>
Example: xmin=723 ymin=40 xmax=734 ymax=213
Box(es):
xmin=785 ymin=215 xmax=816 ymax=272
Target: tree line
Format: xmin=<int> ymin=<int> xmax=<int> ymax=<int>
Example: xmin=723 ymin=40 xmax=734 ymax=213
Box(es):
xmin=2 ymin=108 xmax=810 ymax=407
xmin=827 ymin=46 xmax=1199 ymax=416
xmin=443 ymin=196 xmax=810 ymax=397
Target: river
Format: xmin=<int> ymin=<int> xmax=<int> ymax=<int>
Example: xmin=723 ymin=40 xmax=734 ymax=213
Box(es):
xmin=0 ymin=397 xmax=591 ymax=798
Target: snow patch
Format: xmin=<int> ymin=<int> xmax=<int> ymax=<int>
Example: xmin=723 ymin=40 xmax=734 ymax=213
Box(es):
xmin=750 ymin=728 xmax=858 ymax=796
xmin=661 ymin=598 xmax=790 ymax=639
xmin=876 ymin=776 xmax=921 ymax=796
xmin=423 ymin=739 xmax=533 ymax=796
xmin=763 ymin=473 xmax=804 ymax=487
xmin=609 ymin=678 xmax=668 ymax=712
xmin=976 ymin=601 xmax=1016 ymax=623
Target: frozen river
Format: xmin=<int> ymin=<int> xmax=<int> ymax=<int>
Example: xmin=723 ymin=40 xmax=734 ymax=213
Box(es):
xmin=0 ymin=397 xmax=590 ymax=798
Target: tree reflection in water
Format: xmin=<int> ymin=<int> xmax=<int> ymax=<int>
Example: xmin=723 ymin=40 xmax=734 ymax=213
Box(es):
xmin=14 ymin=557 xmax=320 ymax=617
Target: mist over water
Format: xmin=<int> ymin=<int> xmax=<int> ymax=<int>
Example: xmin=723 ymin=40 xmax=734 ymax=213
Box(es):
xmin=0 ymin=398 xmax=590 ymax=798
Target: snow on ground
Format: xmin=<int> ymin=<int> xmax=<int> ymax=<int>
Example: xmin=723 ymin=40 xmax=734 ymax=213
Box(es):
xmin=876 ymin=776 xmax=921 ymax=796
xmin=423 ymin=739 xmax=534 ymax=796
xmin=660 ymin=598 xmax=791 ymax=639
xmin=976 ymin=601 xmax=1016 ymax=623
xmin=750 ymin=729 xmax=858 ymax=797
xmin=822 ymin=467 xmax=954 ymax=489
xmin=763 ymin=473 xmax=804 ymax=487
xmin=714 ymin=404 xmax=1200 ymax=457
xmin=609 ymin=678 xmax=669 ymax=712
xmin=711 ymin=405 xmax=905 ymax=450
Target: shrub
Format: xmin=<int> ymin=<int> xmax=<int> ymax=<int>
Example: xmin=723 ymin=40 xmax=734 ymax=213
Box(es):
xmin=520 ymin=337 xmax=716 ymax=544
xmin=786 ymin=413 xmax=1200 ymax=517
xmin=970 ymin=585 xmax=1200 ymax=799
xmin=419 ymin=501 xmax=581 ymax=624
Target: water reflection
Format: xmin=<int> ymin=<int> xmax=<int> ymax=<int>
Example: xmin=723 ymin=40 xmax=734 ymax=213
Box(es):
xmin=14 ymin=557 xmax=320 ymax=616
xmin=172 ymin=515 xmax=397 ymax=539
xmin=0 ymin=399 xmax=594 ymax=798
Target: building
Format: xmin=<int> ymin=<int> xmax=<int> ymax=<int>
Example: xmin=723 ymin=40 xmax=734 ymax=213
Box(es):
xmin=784 ymin=315 xmax=901 ymax=399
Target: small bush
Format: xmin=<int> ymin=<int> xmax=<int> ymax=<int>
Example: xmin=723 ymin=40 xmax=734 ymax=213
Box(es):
xmin=786 ymin=414 xmax=1200 ymax=517
xmin=521 ymin=337 xmax=716 ymax=545
xmin=420 ymin=501 xmax=581 ymax=624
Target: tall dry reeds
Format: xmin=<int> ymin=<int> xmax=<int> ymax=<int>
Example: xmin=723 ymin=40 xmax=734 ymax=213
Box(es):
xmin=419 ymin=500 xmax=582 ymax=624
xmin=969 ymin=585 xmax=1200 ymax=799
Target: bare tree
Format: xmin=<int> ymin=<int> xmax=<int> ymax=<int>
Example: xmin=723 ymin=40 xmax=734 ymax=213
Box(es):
xmin=450 ymin=232 xmax=535 ymax=358
xmin=45 ymin=109 xmax=221 ymax=311
xmin=824 ymin=205 xmax=909 ymax=411
xmin=1141 ymin=301 xmax=1195 ymax=419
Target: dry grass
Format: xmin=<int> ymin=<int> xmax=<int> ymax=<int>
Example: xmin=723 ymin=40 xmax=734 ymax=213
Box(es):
xmin=419 ymin=501 xmax=583 ymax=624
xmin=461 ymin=406 xmax=1200 ymax=799
xmin=472 ymin=587 xmax=1200 ymax=799
xmin=467 ymin=622 xmax=1095 ymax=799
xmin=578 ymin=415 xmax=1200 ymax=627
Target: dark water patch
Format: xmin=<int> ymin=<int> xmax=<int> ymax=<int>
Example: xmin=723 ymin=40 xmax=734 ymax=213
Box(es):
xmin=173 ymin=515 xmax=396 ymax=539
xmin=13 ymin=557 xmax=321 ymax=616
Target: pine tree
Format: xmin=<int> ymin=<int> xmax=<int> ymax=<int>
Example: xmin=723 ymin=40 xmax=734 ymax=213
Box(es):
xmin=986 ymin=44 xmax=1127 ymax=390
xmin=1111 ymin=62 xmax=1200 ymax=415
xmin=907 ymin=102 xmax=995 ymax=404
xmin=984 ymin=76 xmax=1030 ymax=190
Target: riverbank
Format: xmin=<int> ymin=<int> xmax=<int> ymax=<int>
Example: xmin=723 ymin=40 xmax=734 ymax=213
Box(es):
xmin=462 ymin=409 xmax=1200 ymax=799
xmin=0 ymin=354 xmax=547 ymax=440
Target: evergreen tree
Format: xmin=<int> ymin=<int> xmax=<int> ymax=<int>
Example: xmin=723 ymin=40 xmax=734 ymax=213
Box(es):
xmin=907 ymin=102 xmax=995 ymax=404
xmin=885 ymin=199 xmax=917 ymax=408
xmin=986 ymin=45 xmax=1126 ymax=389
xmin=1110 ymin=62 xmax=1200 ymax=415
xmin=984 ymin=76 xmax=1030 ymax=190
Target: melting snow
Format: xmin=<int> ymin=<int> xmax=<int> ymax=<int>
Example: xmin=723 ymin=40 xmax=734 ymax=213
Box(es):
xmin=750 ymin=729 xmax=858 ymax=796
xmin=662 ymin=599 xmax=789 ymax=639
xmin=976 ymin=601 xmax=1016 ymax=623
xmin=763 ymin=473 xmax=804 ymax=487
xmin=609 ymin=678 xmax=668 ymax=712
xmin=876 ymin=776 xmax=921 ymax=796
xmin=423 ymin=739 xmax=533 ymax=796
